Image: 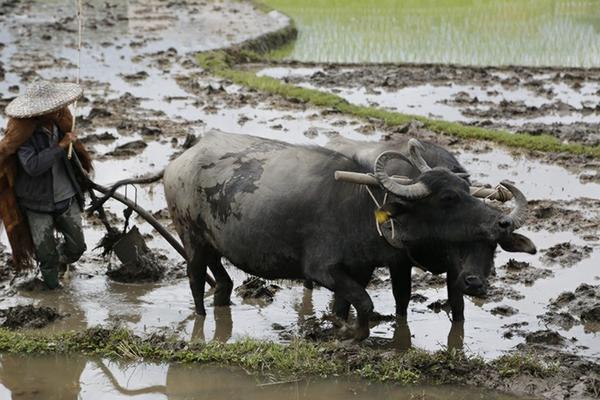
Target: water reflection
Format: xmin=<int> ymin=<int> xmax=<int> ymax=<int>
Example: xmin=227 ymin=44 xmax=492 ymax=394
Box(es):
xmin=392 ymin=318 xmax=465 ymax=352
xmin=0 ymin=355 xmax=85 ymax=400
xmin=190 ymin=307 xmax=233 ymax=343
xmin=0 ymin=354 xmax=526 ymax=400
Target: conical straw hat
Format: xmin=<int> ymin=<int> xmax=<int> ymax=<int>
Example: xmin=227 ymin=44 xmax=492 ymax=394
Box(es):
xmin=5 ymin=80 xmax=82 ymax=118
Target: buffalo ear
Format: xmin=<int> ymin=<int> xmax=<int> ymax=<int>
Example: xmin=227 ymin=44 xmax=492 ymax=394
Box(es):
xmin=379 ymin=201 xmax=412 ymax=218
xmin=499 ymin=232 xmax=537 ymax=254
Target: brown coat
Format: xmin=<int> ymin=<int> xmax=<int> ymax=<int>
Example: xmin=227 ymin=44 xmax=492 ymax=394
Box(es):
xmin=0 ymin=107 xmax=93 ymax=270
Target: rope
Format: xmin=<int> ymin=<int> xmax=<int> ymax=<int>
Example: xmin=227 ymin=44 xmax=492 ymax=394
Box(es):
xmin=364 ymin=185 xmax=396 ymax=239
xmin=67 ymin=0 xmax=83 ymax=160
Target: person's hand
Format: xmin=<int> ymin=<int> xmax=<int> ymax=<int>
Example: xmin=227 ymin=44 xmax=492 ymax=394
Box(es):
xmin=58 ymin=132 xmax=77 ymax=149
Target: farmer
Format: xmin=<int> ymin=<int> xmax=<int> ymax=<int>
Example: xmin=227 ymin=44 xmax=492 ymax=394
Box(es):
xmin=0 ymin=80 xmax=93 ymax=289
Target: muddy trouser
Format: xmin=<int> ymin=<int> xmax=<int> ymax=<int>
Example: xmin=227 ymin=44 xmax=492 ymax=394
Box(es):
xmin=25 ymin=200 xmax=87 ymax=289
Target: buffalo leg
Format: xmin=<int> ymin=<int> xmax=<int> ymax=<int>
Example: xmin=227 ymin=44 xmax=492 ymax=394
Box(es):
xmin=333 ymin=266 xmax=373 ymax=322
xmin=390 ymin=264 xmax=412 ymax=316
xmin=206 ymin=251 xmax=233 ymax=306
xmin=329 ymin=266 xmax=374 ymax=340
xmin=187 ymin=244 xmax=209 ymax=316
xmin=332 ymin=294 xmax=351 ymax=321
xmin=447 ymin=271 xmax=465 ymax=322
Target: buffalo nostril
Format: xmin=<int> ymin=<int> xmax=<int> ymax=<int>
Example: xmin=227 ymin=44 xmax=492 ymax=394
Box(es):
xmin=498 ymin=217 xmax=512 ymax=229
xmin=464 ymin=275 xmax=483 ymax=289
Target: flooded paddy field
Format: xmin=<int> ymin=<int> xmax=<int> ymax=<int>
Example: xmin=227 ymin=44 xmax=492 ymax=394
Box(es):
xmin=0 ymin=0 xmax=599 ymax=398
xmin=262 ymin=0 xmax=600 ymax=67
xmin=257 ymin=63 xmax=600 ymax=146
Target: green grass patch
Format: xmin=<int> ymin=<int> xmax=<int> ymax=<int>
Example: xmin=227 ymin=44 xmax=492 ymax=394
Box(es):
xmin=197 ymin=50 xmax=600 ymax=158
xmin=0 ymin=327 xmax=554 ymax=386
xmin=493 ymin=353 xmax=560 ymax=378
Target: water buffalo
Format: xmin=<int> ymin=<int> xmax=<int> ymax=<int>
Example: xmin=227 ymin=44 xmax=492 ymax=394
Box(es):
xmin=325 ymin=136 xmax=536 ymax=322
xmin=164 ymin=130 xmax=535 ymax=340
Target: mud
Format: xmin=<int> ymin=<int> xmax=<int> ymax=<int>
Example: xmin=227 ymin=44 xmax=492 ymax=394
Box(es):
xmin=524 ymin=329 xmax=566 ymax=346
xmin=106 ymin=250 xmax=166 ymax=283
xmin=527 ymin=199 xmax=600 ymax=236
xmin=0 ymin=305 xmax=61 ymax=329
xmin=256 ymin=62 xmax=600 ymax=146
xmin=0 ymin=0 xmax=599 ymax=398
xmin=541 ymin=242 xmax=593 ymax=267
xmin=541 ymin=284 xmax=600 ymax=333
xmin=235 ymin=277 xmax=281 ymax=304
xmin=0 ymin=244 xmax=12 ymax=283
xmin=496 ymin=260 xmax=553 ymax=286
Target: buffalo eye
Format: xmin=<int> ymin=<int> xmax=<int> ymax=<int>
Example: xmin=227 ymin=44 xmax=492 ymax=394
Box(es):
xmin=498 ymin=217 xmax=512 ymax=229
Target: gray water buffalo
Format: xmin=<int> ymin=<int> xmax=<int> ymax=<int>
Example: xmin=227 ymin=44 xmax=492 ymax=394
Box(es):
xmin=325 ymin=136 xmax=535 ymax=322
xmin=164 ymin=130 xmax=535 ymax=340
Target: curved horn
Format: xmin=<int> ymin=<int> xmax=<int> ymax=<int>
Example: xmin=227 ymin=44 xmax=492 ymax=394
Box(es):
xmin=408 ymin=139 xmax=432 ymax=173
xmin=500 ymin=180 xmax=528 ymax=230
xmin=374 ymin=151 xmax=431 ymax=200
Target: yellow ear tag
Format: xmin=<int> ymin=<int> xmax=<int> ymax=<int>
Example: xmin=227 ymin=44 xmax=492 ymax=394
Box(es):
xmin=374 ymin=209 xmax=391 ymax=224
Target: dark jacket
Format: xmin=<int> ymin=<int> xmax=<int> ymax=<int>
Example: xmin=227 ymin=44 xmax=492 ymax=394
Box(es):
xmin=0 ymin=107 xmax=92 ymax=269
xmin=15 ymin=124 xmax=84 ymax=213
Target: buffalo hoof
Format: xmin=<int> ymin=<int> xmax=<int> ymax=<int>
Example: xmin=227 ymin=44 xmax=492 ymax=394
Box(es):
xmin=338 ymin=324 xmax=369 ymax=341
xmin=336 ymin=321 xmax=354 ymax=340
xmin=354 ymin=325 xmax=370 ymax=341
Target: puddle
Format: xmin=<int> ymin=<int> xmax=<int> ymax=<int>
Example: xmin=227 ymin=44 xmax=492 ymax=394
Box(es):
xmin=0 ymin=354 xmax=529 ymax=400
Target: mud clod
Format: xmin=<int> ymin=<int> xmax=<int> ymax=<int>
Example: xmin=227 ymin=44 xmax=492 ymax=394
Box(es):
xmin=120 ymin=71 xmax=149 ymax=82
xmin=541 ymin=242 xmax=593 ymax=267
xmin=106 ymin=251 xmax=166 ymax=283
xmin=525 ymin=330 xmax=566 ymax=346
xmin=0 ymin=305 xmax=61 ymax=329
xmin=235 ymin=277 xmax=281 ymax=303
xmin=581 ymin=305 xmax=600 ymax=323
xmin=427 ymin=299 xmax=450 ymax=313
xmin=497 ymin=259 xmax=553 ymax=286
xmin=106 ymin=140 xmax=148 ymax=157
xmin=491 ymin=305 xmax=518 ymax=317
xmin=541 ymin=284 xmax=600 ymax=330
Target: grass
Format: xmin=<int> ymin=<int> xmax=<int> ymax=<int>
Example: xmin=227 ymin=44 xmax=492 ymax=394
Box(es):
xmin=0 ymin=327 xmax=557 ymax=386
xmin=197 ymin=50 xmax=600 ymax=159
xmin=493 ymin=353 xmax=560 ymax=378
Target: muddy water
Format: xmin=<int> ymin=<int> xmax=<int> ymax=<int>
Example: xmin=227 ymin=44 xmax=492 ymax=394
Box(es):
xmin=0 ymin=354 xmax=528 ymax=400
xmin=262 ymin=0 xmax=600 ymax=67
xmin=0 ymin=0 xmax=599 ymax=381
xmin=257 ymin=65 xmax=600 ymax=145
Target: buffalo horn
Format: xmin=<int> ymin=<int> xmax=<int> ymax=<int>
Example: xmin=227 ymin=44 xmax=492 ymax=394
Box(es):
xmin=334 ymin=171 xmax=514 ymax=202
xmin=374 ymin=151 xmax=431 ymax=200
xmin=407 ymin=139 xmax=432 ymax=173
xmin=499 ymin=180 xmax=528 ymax=229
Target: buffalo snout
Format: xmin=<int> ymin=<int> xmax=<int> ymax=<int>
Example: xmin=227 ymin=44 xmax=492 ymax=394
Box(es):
xmin=462 ymin=274 xmax=487 ymax=297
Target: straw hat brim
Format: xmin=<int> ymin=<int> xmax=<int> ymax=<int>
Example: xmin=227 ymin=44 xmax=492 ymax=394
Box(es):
xmin=5 ymin=82 xmax=83 ymax=118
